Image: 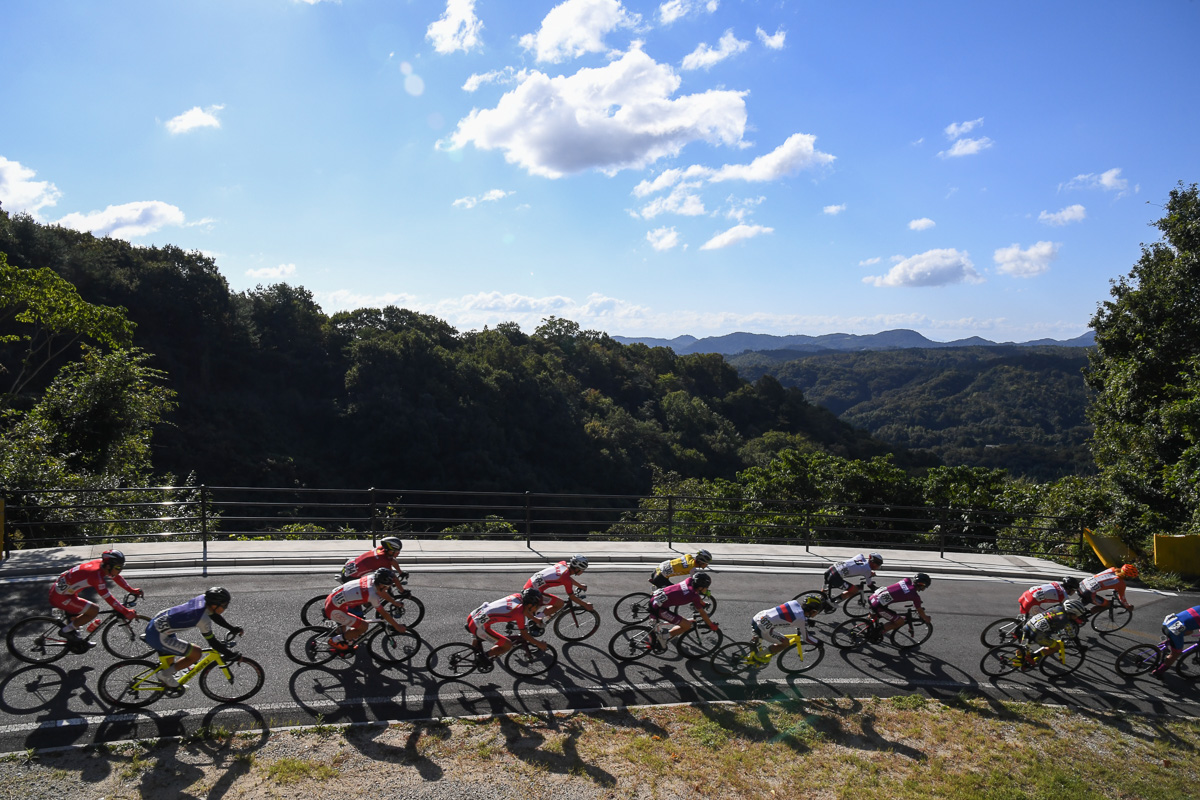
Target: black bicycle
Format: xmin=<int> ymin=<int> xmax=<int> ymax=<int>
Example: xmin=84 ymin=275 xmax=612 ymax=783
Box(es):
xmin=285 ymin=619 xmax=422 ymax=667
xmin=792 ymin=577 xmax=873 ymax=618
xmin=829 ymin=606 xmax=933 ymax=651
xmin=426 ymin=622 xmax=558 ymax=679
xmin=299 ymin=574 xmax=425 ymax=629
xmin=546 ymin=592 xmax=601 ymax=641
xmin=7 ymin=593 xmax=152 ymax=664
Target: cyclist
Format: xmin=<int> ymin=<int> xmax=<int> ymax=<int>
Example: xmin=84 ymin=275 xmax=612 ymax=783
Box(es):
xmin=868 ymin=573 xmax=932 ymax=636
xmin=524 ymin=554 xmax=594 ymax=619
xmin=818 ymin=553 xmax=883 ymax=609
xmin=1017 ymin=577 xmax=1082 ymax=621
xmin=467 ymin=587 xmax=550 ymax=664
xmin=1017 ymin=599 xmax=1088 ymax=664
xmin=48 ymin=549 xmax=143 ymax=648
xmin=649 ymin=549 xmax=712 ymax=589
xmin=339 ymin=537 xmax=407 ymax=582
xmin=748 ymin=595 xmax=825 ymax=664
xmin=647 ymin=571 xmax=719 ymax=647
xmin=1153 ymin=604 xmax=1200 ymax=677
xmin=143 ymin=587 xmax=243 ymax=689
xmin=324 ymin=567 xmax=408 ymax=655
xmin=1079 ymin=564 xmax=1137 ymax=613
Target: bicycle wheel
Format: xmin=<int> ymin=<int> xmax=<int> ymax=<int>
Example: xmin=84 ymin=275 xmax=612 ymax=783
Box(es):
xmin=1175 ymin=647 xmax=1200 ymax=681
xmin=980 ymin=617 xmax=1023 ymax=648
xmin=1040 ymin=640 xmax=1086 ymax=678
xmin=6 ymin=616 xmax=72 ymax=664
xmin=777 ymin=640 xmax=825 ymax=674
xmin=980 ymin=644 xmax=1024 ymax=678
xmin=613 ymin=593 xmax=653 ymax=625
xmin=98 ymin=659 xmax=164 ymax=708
xmin=505 ymin=642 xmax=558 ymax=677
xmin=299 ymin=595 xmax=328 ymax=627
xmin=1090 ymin=605 xmax=1133 ymax=634
xmin=830 ymin=620 xmax=872 ymax=650
xmin=199 ymin=657 xmax=265 ymax=703
xmin=676 ymin=625 xmax=724 ymax=659
xmin=101 ymin=615 xmax=153 ymax=660
xmin=426 ymin=642 xmax=482 ymax=679
xmin=368 ymin=629 xmax=422 ymax=665
xmin=285 ymin=626 xmax=338 ymax=666
xmin=702 ymin=596 xmax=718 ymax=616
xmin=553 ymin=607 xmax=601 ymax=641
xmin=382 ymin=594 xmax=426 ymax=629
xmin=710 ymin=641 xmax=757 ymax=677
xmin=891 ymin=618 xmax=933 ymax=650
xmin=608 ymin=626 xmax=656 ymax=661
xmin=1115 ymin=643 xmax=1163 ymax=677
xmin=842 ymin=592 xmax=871 ymax=619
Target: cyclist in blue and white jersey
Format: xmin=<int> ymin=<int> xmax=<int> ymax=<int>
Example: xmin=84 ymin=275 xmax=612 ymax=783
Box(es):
xmin=143 ymin=587 xmax=244 ymax=688
xmin=1155 ymin=604 xmax=1200 ymax=676
xmin=748 ymin=596 xmax=825 ymax=664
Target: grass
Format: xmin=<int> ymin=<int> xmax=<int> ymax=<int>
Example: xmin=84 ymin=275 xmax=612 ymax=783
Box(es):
xmin=264 ymin=757 xmax=338 ymax=785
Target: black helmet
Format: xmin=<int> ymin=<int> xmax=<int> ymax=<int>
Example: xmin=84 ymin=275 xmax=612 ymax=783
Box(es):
xmin=101 ymin=549 xmax=126 ymax=567
xmin=373 ymin=567 xmax=397 ymax=587
xmin=1062 ymin=576 xmax=1081 ymax=592
xmin=691 ymin=571 xmax=712 ymax=589
xmin=521 ymin=588 xmax=544 ymax=606
xmin=380 ymin=536 xmax=403 ymax=553
xmin=205 ymin=586 xmax=231 ymax=607
xmin=913 ymin=572 xmax=932 ymax=588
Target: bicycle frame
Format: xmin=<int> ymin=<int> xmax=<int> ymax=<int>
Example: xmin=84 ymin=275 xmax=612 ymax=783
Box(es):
xmin=128 ymin=646 xmax=238 ymax=696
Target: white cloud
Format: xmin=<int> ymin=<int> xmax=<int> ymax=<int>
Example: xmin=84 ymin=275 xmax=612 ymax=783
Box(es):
xmin=858 ymin=256 xmax=881 ymax=266
xmin=908 ymin=217 xmax=935 ymax=231
xmin=637 ymin=182 xmax=706 ymax=218
xmin=994 ymin=241 xmax=1058 ymax=278
xmin=246 ymin=263 xmax=297 ymax=280
xmin=823 ymin=204 xmax=846 ymax=215
xmin=723 ymin=195 xmax=764 ymax=222
xmin=442 ymin=47 xmax=747 ymax=178
xmin=944 ymin=117 xmax=984 ymax=139
xmin=55 ymin=201 xmax=186 ymax=240
xmin=681 ymin=30 xmax=749 ymax=71
xmin=700 ymin=223 xmax=773 ymax=250
xmin=519 ymin=0 xmax=641 ymax=64
xmin=864 ymin=248 xmax=982 ymax=287
xmin=938 ymin=137 xmax=993 ymax=158
xmin=1059 ymin=167 xmax=1129 ymax=194
xmin=0 ymin=156 xmax=61 ymax=216
xmin=647 ymin=226 xmax=681 ymax=251
xmin=756 ymin=26 xmax=786 ymax=50
xmin=463 ymin=67 xmax=520 ymax=92
xmin=631 ymin=165 xmax=709 ymax=197
xmin=708 ymin=133 xmax=835 ymax=183
xmin=317 ymin=289 xmax=419 ymax=313
xmin=659 ymin=0 xmax=719 ymax=25
xmin=452 ymin=189 xmax=514 ymax=209
xmin=165 ymin=104 xmax=224 ymax=135
xmin=427 ymin=0 xmax=484 ymax=54
xmin=1039 ymin=204 xmax=1086 ymax=226
xmin=293 ymin=0 xmax=340 ymax=5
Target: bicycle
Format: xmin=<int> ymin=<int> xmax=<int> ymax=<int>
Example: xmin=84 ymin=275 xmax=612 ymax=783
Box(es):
xmin=299 ymin=574 xmax=425 ymax=628
xmin=285 ymin=618 xmax=423 ymax=666
xmin=544 ymin=591 xmax=601 ymax=642
xmin=426 ymin=622 xmax=558 ymax=679
xmin=710 ymin=631 xmax=825 ymax=677
xmin=792 ymin=578 xmax=873 ymax=618
xmin=829 ymin=606 xmax=933 ymax=651
xmin=607 ymin=611 xmax=724 ymax=662
xmin=6 ymin=593 xmax=152 ymax=664
xmin=979 ymin=592 xmax=1129 ymax=647
xmin=980 ymin=636 xmax=1087 ymax=679
xmin=613 ymin=589 xmax=717 ymax=625
xmin=1082 ymin=593 xmax=1133 ymax=633
xmin=1115 ymin=637 xmax=1200 ymax=680
xmin=98 ymin=631 xmax=264 ymax=708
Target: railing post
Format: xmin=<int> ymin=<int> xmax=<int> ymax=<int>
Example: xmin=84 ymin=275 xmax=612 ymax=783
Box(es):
xmin=1 ymin=494 xmax=6 ymax=560
xmin=525 ymin=491 xmax=532 ymax=549
xmin=200 ymin=485 xmax=209 ymax=573
xmin=368 ymin=487 xmax=377 ymax=547
xmin=939 ymin=507 xmax=947 ymax=559
xmin=667 ymin=495 xmax=675 ymax=549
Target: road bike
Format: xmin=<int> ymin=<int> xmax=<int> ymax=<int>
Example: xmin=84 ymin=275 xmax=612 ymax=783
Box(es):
xmin=98 ymin=632 xmax=264 ymax=708
xmin=607 ymin=611 xmax=724 ymax=662
xmin=426 ymin=622 xmax=558 ymax=679
xmin=285 ymin=618 xmax=422 ymax=666
xmin=710 ymin=631 xmax=825 ymax=677
xmin=6 ymin=593 xmax=152 ymax=664
xmin=979 ymin=592 xmax=1131 ymax=647
xmin=829 ymin=606 xmax=933 ymax=651
xmin=980 ymin=636 xmax=1087 ymax=679
xmin=792 ymin=577 xmax=874 ymax=618
xmin=613 ymin=589 xmax=716 ymax=625
xmin=1115 ymin=636 xmax=1200 ymax=680
xmin=544 ymin=591 xmax=601 ymax=642
xmin=299 ymin=574 xmax=425 ymax=628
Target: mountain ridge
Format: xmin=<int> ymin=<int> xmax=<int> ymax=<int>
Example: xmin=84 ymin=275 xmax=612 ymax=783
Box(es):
xmin=612 ymin=328 xmax=1096 ymax=355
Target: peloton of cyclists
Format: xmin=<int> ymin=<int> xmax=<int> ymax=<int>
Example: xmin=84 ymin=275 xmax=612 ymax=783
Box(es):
xmin=1080 ymin=564 xmax=1138 ymax=613
xmin=467 ymin=588 xmax=551 ymax=667
xmin=1017 ymin=577 xmax=1082 ymax=621
xmin=649 ymin=549 xmax=712 ymax=589
xmin=748 ymin=595 xmax=825 ymax=664
xmin=647 ymin=571 xmax=719 ymax=648
xmin=869 ymin=573 xmax=933 ymax=636
xmin=49 ymin=550 xmax=143 ymax=650
xmin=324 ymin=567 xmax=409 ymax=655
xmin=524 ymin=554 xmax=595 ymax=619
xmin=144 ymin=586 xmax=244 ymax=688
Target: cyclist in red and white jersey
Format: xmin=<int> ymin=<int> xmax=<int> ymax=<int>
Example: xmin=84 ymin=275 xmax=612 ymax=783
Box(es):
xmin=748 ymin=596 xmax=825 ymax=664
xmin=1017 ymin=577 xmax=1081 ymax=620
xmin=523 ymin=555 xmax=594 ymax=619
xmin=1080 ymin=564 xmax=1137 ymax=612
xmin=339 ymin=537 xmax=406 ymax=582
xmin=647 ymin=572 xmax=719 ymax=647
xmin=48 ymin=550 xmax=143 ymax=646
xmin=467 ymin=588 xmax=550 ymax=661
xmin=869 ymin=573 xmax=932 ymax=635
xmin=323 ymin=568 xmax=408 ymax=654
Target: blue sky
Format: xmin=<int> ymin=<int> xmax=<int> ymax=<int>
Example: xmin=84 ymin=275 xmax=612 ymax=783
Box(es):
xmin=2 ymin=1 xmax=1198 ymax=342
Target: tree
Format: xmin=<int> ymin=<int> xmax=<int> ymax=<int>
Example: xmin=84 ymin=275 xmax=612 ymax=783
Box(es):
xmin=1086 ymin=182 xmax=1200 ymax=542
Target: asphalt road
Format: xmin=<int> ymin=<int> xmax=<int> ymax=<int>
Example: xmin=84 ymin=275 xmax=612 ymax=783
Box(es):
xmin=1 ymin=567 xmax=1197 ymax=753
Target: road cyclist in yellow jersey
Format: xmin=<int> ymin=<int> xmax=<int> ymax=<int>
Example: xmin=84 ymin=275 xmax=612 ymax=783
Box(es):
xmin=649 ymin=549 xmax=712 ymax=589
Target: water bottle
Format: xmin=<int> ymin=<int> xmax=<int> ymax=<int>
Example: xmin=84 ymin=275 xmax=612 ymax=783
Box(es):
xmin=86 ymin=618 xmax=102 ymax=633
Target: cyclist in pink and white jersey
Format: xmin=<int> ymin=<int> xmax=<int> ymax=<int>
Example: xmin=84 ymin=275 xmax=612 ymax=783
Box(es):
xmin=1017 ymin=577 xmax=1081 ymax=620
xmin=48 ymin=550 xmax=143 ymax=646
xmin=339 ymin=537 xmax=406 ymax=582
xmin=523 ymin=555 xmax=594 ymax=619
xmin=1080 ymin=564 xmax=1137 ymax=612
xmin=647 ymin=572 xmax=719 ymax=647
xmin=467 ymin=588 xmax=550 ymax=661
xmin=323 ymin=568 xmax=408 ymax=654
xmin=869 ymin=573 xmax=932 ymax=636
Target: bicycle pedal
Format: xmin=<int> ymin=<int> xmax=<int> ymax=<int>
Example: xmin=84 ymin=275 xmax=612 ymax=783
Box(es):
xmin=164 ymin=686 xmax=186 ymax=698
xmin=476 ymin=660 xmax=494 ymax=673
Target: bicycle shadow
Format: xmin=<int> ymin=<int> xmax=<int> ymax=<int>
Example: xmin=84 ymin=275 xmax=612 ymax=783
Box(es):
xmin=496 ymin=714 xmax=618 ymax=789
xmin=343 ymin=719 xmax=448 ymax=781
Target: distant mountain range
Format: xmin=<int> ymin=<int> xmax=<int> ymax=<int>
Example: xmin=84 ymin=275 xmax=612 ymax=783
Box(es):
xmin=611 ymin=328 xmax=1096 ymax=356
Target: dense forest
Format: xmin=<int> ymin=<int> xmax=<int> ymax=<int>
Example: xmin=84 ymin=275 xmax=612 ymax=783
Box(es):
xmin=727 ymin=347 xmax=1094 ymax=481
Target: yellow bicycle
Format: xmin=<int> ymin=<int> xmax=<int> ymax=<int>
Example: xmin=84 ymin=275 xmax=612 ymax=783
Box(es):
xmin=98 ymin=633 xmax=263 ymax=708
xmin=710 ymin=631 xmax=825 ymax=677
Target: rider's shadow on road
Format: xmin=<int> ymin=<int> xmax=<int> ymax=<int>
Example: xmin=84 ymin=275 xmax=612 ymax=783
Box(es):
xmin=343 ymin=720 xmax=447 ymax=782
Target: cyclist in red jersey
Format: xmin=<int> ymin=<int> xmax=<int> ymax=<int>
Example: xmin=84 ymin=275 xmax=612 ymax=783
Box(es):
xmin=1017 ymin=577 xmax=1081 ymax=620
xmin=523 ymin=554 xmax=594 ymax=619
xmin=48 ymin=550 xmax=143 ymax=647
xmin=339 ymin=537 xmax=406 ymax=582
xmin=323 ymin=568 xmax=408 ymax=654
xmin=467 ymin=588 xmax=550 ymax=661
xmin=1080 ymin=564 xmax=1137 ymax=612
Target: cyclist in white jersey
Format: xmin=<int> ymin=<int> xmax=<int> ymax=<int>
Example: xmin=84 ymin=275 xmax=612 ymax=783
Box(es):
xmin=749 ymin=596 xmax=825 ymax=664
xmin=323 ymin=568 xmax=408 ymax=654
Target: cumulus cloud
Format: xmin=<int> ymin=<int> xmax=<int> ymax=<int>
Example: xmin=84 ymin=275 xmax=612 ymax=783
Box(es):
xmin=708 ymin=133 xmax=835 ymax=183
xmin=247 ymin=263 xmax=297 ymax=280
xmin=944 ymin=117 xmax=984 ymax=139
xmin=723 ymin=195 xmax=764 ymax=221
xmin=1059 ymin=167 xmax=1130 ymax=194
xmin=858 ymin=256 xmax=881 ymax=266
xmin=441 ymin=47 xmax=747 ymax=178
xmin=452 ymin=189 xmax=514 ymax=209
xmin=864 ymin=248 xmax=982 ymax=287
xmin=427 ymin=0 xmax=484 ymax=54
xmin=994 ymin=241 xmax=1058 ymax=278
xmin=316 ymin=289 xmax=419 ymax=313
xmin=823 ymin=204 xmax=846 ymax=215
xmin=908 ymin=217 xmax=935 ymax=231
xmin=756 ymin=26 xmax=786 ymax=49
xmin=0 ymin=156 xmax=62 ymax=216
xmin=1039 ymin=204 xmax=1086 ymax=226
xmin=700 ymin=223 xmax=773 ymax=250
xmin=463 ymin=67 xmax=520 ymax=92
xmin=637 ymin=182 xmax=706 ymax=218
xmin=659 ymin=0 xmax=719 ymax=25
xmin=519 ymin=0 xmax=641 ymax=63
xmin=938 ymin=137 xmax=993 ymax=158
xmin=55 ymin=201 xmax=186 ymax=240
xmin=165 ymin=104 xmax=224 ymax=135
xmin=681 ymin=30 xmax=749 ymax=71
xmin=647 ymin=226 xmax=681 ymax=251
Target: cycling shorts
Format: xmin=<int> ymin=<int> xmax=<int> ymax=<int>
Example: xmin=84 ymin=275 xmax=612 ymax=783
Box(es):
xmin=1163 ymin=613 xmax=1190 ymax=651
xmin=48 ymin=588 xmax=91 ymax=616
xmin=324 ymin=596 xmax=365 ymax=628
xmin=824 ymin=565 xmax=848 ymax=591
xmin=467 ymin=615 xmax=511 ymax=646
xmin=648 ymin=571 xmax=672 ymax=589
xmin=143 ymin=624 xmax=192 ymax=657
xmin=751 ymin=614 xmax=785 ymax=646
xmin=1020 ymin=621 xmax=1056 ymax=649
xmin=648 ymin=600 xmax=684 ymax=626
xmin=868 ymin=595 xmax=900 ymax=622
xmin=1079 ymin=589 xmax=1108 ymax=607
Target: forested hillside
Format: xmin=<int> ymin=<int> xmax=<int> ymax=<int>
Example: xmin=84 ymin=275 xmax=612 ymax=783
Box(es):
xmin=727 ymin=347 xmax=1094 ymax=481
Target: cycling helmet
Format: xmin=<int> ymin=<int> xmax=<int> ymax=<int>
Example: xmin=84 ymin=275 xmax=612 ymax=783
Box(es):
xmin=1061 ymin=576 xmax=1081 ymax=592
xmin=1063 ymin=598 xmax=1086 ymax=617
xmin=373 ymin=567 xmax=397 ymax=587
xmin=204 ymin=586 xmax=232 ymax=607
xmin=1120 ymin=563 xmax=1139 ymax=579
xmin=913 ymin=572 xmax=932 ymax=588
xmin=521 ymin=588 xmax=544 ymax=606
xmin=100 ymin=550 xmax=126 ymax=567
xmin=801 ymin=596 xmax=825 ymax=615
xmin=379 ymin=536 xmax=403 ymax=553
xmin=568 ymin=554 xmax=589 ymax=571
xmin=695 ymin=549 xmax=713 ymax=565
xmin=868 ymin=553 xmax=884 ymax=567
xmin=691 ymin=571 xmax=712 ymax=589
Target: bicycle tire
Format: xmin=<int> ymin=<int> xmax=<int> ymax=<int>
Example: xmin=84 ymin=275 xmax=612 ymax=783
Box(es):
xmin=608 ymin=626 xmax=656 ymax=661
xmin=842 ymin=591 xmax=871 ymax=619
xmin=368 ymin=628 xmax=422 ymax=665
xmin=777 ymin=639 xmax=825 ymax=674
xmin=1090 ymin=604 xmax=1132 ymax=634
xmin=553 ymin=607 xmax=601 ymax=641
xmin=613 ymin=592 xmax=653 ymax=625
xmin=199 ymin=657 xmax=265 ymax=703
xmin=101 ymin=614 xmax=153 ymax=660
xmin=980 ymin=644 xmax=1024 ymax=678
xmin=427 ymin=642 xmax=482 ymax=680
xmin=1115 ymin=643 xmax=1163 ymax=677
xmin=285 ymin=626 xmax=338 ymax=666
xmin=504 ymin=642 xmax=558 ymax=677
xmin=299 ymin=595 xmax=328 ymax=627
xmin=6 ymin=616 xmax=72 ymax=665
xmin=1175 ymin=647 xmax=1200 ymax=681
xmin=382 ymin=594 xmax=426 ymax=629
xmin=710 ymin=641 xmax=757 ymax=677
xmin=1040 ymin=640 xmax=1086 ymax=678
xmin=980 ymin=617 xmax=1023 ymax=648
xmin=98 ymin=659 xmax=163 ymax=708
xmin=830 ymin=620 xmax=872 ymax=650
xmin=676 ymin=625 xmax=724 ymax=659
xmin=891 ymin=618 xmax=933 ymax=650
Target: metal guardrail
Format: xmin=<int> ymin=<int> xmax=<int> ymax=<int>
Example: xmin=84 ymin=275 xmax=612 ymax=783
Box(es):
xmin=0 ymin=484 xmax=1085 ymax=563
